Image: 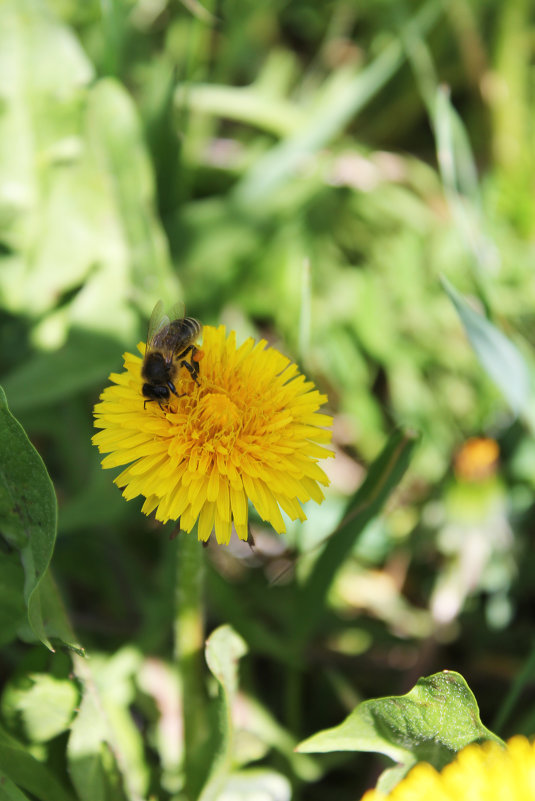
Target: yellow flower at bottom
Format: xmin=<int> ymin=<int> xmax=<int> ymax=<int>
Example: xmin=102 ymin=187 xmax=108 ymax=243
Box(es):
xmin=93 ymin=325 xmax=333 ymax=544
xmin=361 ymin=736 xmax=535 ymax=801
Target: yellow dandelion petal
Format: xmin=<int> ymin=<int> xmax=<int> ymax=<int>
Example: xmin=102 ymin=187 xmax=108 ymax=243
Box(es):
xmin=234 ymin=522 xmax=249 ymax=541
xmin=167 ymin=483 xmax=190 ymax=521
xmin=216 ymin=479 xmax=231 ymax=523
xmin=361 ymin=736 xmax=535 ymax=801
xmin=198 ymin=502 xmax=216 ymax=542
xmin=229 ymin=485 xmax=248 ymax=528
xmin=93 ymin=324 xmax=333 ymax=544
xmin=277 ymin=494 xmax=306 ymax=521
xmin=206 ymin=468 xmax=220 ymax=503
xmin=141 ymin=495 xmax=159 ymax=516
xmin=177 ymin=505 xmax=197 ymax=532
xmin=214 ymin=506 xmax=233 ymax=544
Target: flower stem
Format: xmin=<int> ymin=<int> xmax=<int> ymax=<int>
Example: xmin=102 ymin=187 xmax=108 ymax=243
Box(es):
xmin=175 ymin=532 xmax=209 ymax=800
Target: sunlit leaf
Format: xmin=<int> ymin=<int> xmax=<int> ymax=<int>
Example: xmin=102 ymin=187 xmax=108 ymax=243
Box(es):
xmin=68 ymin=650 xmax=148 ymax=801
xmin=212 ymin=768 xmax=291 ymax=801
xmin=199 ymin=626 xmax=248 ymax=801
xmin=297 ymin=671 xmax=503 ymax=794
xmin=2 ymin=674 xmax=78 ymax=743
xmin=67 ymin=659 xmax=130 ymax=801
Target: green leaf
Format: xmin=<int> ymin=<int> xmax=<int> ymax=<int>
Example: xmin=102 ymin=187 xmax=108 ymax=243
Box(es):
xmin=294 ymin=428 xmax=419 ymax=643
xmin=0 ymin=553 xmax=26 ymax=647
xmin=199 ymin=625 xmax=248 ymax=801
xmin=67 ymin=665 xmax=129 ymax=801
xmin=0 ymin=723 xmax=75 ymax=801
xmin=2 ymin=674 xmax=78 ymax=743
xmin=205 ymin=624 xmax=248 ymax=696
xmin=442 ymin=277 xmax=530 ymax=415
xmin=2 ymin=330 xmax=123 ymax=414
xmin=0 ymin=770 xmax=33 ymax=801
xmin=31 ymin=571 xmax=83 ymax=654
xmin=67 ymin=649 xmax=148 ymax=801
xmin=84 ymin=78 xmax=176 ymax=296
xmin=297 ymin=671 xmax=503 ymax=793
xmin=0 ymin=0 xmax=177 ymax=328
xmin=0 ymin=386 xmax=57 ymax=649
xmin=211 ymin=768 xmax=291 ymax=801
xmin=233 ymin=1 xmax=441 ymax=207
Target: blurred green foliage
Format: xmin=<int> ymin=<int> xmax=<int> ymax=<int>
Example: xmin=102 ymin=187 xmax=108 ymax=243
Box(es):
xmin=2 ymin=0 xmax=535 ymax=799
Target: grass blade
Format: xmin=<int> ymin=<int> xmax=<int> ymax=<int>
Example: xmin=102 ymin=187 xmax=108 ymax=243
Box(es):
xmin=294 ymin=428 xmax=419 ymax=643
xmin=442 ymin=276 xmax=531 ymax=416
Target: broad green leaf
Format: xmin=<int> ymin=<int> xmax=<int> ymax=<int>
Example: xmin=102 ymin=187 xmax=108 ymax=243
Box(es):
xmin=199 ymin=626 xmax=248 ymax=801
xmin=442 ymin=277 xmax=530 ymax=415
xmin=2 ymin=674 xmax=78 ymax=743
xmin=84 ymin=78 xmax=177 ymax=299
xmin=2 ymin=330 xmax=123 ymax=413
xmin=294 ymin=428 xmax=419 ymax=643
xmin=0 ymin=1 xmax=178 ymax=330
xmin=205 ymin=624 xmax=248 ymax=695
xmin=0 ymin=386 xmax=56 ymax=649
xmin=0 ymin=770 xmax=33 ymax=801
xmin=0 ymin=723 xmax=75 ymax=801
xmin=0 ymin=0 xmax=93 ymax=238
xmin=213 ymin=768 xmax=291 ymax=801
xmin=67 ymin=659 xmax=129 ymax=801
xmin=0 ymin=0 xmax=94 ymax=309
xmin=297 ymin=671 xmax=503 ymax=793
xmin=0 ymin=554 xmax=26 ymax=647
xmin=68 ymin=649 xmax=148 ymax=801
xmin=30 ymin=571 xmax=83 ymax=654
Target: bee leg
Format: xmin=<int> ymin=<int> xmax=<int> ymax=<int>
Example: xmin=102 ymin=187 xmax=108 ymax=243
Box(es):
xmin=167 ymin=380 xmax=186 ymax=399
xmin=180 ymin=358 xmax=200 ymax=385
xmin=177 ymin=345 xmax=201 ymax=384
xmin=144 ymin=398 xmax=164 ymax=410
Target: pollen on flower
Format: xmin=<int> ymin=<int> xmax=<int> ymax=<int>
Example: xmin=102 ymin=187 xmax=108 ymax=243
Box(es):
xmin=92 ymin=325 xmax=333 ymax=545
xmin=198 ymin=393 xmax=241 ymax=431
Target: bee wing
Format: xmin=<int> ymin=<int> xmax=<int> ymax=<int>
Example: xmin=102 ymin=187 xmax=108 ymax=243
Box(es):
xmin=146 ymin=300 xmax=187 ymax=355
xmin=166 ymin=300 xmax=186 ymax=323
xmin=146 ymin=300 xmax=170 ymax=348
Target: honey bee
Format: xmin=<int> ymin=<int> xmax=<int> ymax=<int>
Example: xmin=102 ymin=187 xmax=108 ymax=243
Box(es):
xmin=141 ymin=301 xmax=202 ymax=408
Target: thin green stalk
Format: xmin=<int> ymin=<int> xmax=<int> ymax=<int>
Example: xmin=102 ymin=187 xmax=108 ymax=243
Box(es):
xmin=491 ymin=638 xmax=535 ymax=734
xmin=285 ymin=663 xmax=304 ymax=737
xmin=175 ymin=532 xmax=210 ymax=800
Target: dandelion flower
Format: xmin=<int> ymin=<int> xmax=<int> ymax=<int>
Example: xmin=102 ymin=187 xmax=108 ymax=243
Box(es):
xmin=93 ymin=325 xmax=333 ymax=544
xmin=453 ymin=436 xmax=499 ymax=482
xmin=361 ymin=736 xmax=535 ymax=801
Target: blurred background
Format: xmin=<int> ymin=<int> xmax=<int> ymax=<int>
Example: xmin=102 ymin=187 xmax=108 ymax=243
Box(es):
xmin=2 ymin=0 xmax=535 ymax=798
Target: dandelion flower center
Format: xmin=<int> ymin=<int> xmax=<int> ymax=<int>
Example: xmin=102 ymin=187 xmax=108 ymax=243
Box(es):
xmin=92 ymin=325 xmax=333 ymax=545
xmin=197 ymin=392 xmax=242 ymax=434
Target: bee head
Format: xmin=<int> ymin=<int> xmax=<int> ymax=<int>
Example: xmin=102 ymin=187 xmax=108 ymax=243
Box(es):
xmin=142 ymin=383 xmax=170 ymax=401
